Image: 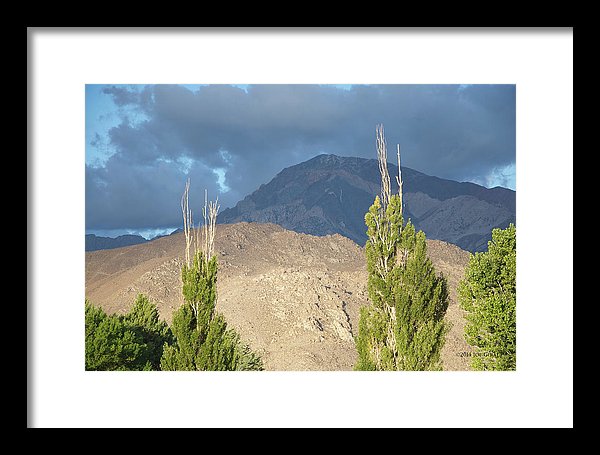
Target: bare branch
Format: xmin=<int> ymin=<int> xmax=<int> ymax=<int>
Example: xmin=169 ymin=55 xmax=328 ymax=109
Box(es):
xmin=376 ymin=124 xmax=391 ymax=209
xmin=181 ymin=178 xmax=192 ymax=268
xmin=396 ymin=144 xmax=403 ymax=216
xmin=203 ymin=189 xmax=208 ymax=259
xmin=181 ymin=180 xmax=220 ymax=267
xmin=201 ymin=189 xmax=220 ymax=264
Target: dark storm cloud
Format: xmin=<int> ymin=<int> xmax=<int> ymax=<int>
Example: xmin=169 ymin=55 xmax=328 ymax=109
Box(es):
xmin=86 ymin=153 xmax=219 ymax=230
xmin=86 ymin=84 xmax=515 ymax=231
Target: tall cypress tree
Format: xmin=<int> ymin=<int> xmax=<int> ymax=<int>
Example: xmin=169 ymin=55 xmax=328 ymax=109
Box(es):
xmin=355 ymin=125 xmax=449 ymax=371
xmin=160 ymin=181 xmax=262 ymax=371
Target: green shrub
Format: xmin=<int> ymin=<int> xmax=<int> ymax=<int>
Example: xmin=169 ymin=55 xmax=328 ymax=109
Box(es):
xmin=85 ymin=295 xmax=172 ymax=371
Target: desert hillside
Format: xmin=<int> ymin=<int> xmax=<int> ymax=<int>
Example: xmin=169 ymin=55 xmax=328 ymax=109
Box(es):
xmin=85 ymin=222 xmax=472 ymax=370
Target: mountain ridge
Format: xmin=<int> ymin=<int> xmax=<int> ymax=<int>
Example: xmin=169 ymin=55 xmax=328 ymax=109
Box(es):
xmin=85 ymin=233 xmax=148 ymax=252
xmin=219 ymin=154 xmax=515 ymax=252
xmin=85 ymin=229 xmax=183 ymax=252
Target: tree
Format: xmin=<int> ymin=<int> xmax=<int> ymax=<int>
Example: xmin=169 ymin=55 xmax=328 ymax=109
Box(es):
xmin=85 ymin=295 xmax=172 ymax=371
xmin=458 ymin=224 xmax=516 ymax=370
xmin=160 ymin=181 xmax=263 ymax=371
xmin=124 ymin=294 xmax=173 ymax=370
xmin=355 ymin=125 xmax=449 ymax=371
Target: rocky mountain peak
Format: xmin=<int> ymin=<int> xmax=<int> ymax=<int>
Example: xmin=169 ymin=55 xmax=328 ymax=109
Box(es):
xmin=219 ymin=154 xmax=515 ymax=252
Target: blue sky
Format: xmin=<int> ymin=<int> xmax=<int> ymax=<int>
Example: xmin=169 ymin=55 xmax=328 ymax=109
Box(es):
xmin=86 ymin=84 xmax=516 ymax=238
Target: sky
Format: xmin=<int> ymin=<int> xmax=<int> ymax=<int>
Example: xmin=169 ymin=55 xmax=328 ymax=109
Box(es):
xmin=86 ymin=84 xmax=516 ymax=239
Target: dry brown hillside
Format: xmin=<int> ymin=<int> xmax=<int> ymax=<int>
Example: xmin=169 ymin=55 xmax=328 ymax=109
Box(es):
xmin=85 ymin=222 xmax=472 ymax=370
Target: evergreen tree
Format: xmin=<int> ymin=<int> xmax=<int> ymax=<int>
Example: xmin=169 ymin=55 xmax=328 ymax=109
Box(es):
xmin=124 ymin=294 xmax=173 ymax=370
xmin=355 ymin=125 xmax=449 ymax=371
xmin=85 ymin=295 xmax=172 ymax=371
xmin=459 ymin=224 xmax=516 ymax=370
xmin=160 ymin=181 xmax=263 ymax=371
xmin=161 ymin=253 xmax=263 ymax=371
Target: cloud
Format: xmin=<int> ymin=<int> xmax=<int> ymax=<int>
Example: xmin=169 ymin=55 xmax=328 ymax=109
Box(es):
xmin=86 ymin=84 xmax=515 ymax=231
xmin=101 ymin=85 xmax=141 ymax=106
xmin=469 ymin=162 xmax=517 ymax=189
xmin=86 ymin=152 xmax=225 ymax=230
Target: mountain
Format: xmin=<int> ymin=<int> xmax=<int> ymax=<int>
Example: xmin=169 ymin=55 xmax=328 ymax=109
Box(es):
xmin=85 ymin=222 xmax=473 ymax=371
xmin=85 ymin=233 xmax=148 ymax=252
xmin=150 ymin=228 xmax=182 ymax=241
xmin=219 ymin=154 xmax=515 ymax=252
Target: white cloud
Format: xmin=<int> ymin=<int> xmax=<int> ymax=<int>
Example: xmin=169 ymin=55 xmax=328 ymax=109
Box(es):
xmin=468 ymin=162 xmax=516 ymax=190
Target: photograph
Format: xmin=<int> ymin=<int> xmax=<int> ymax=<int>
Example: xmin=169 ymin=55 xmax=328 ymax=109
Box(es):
xmin=84 ymin=84 xmax=517 ymax=372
